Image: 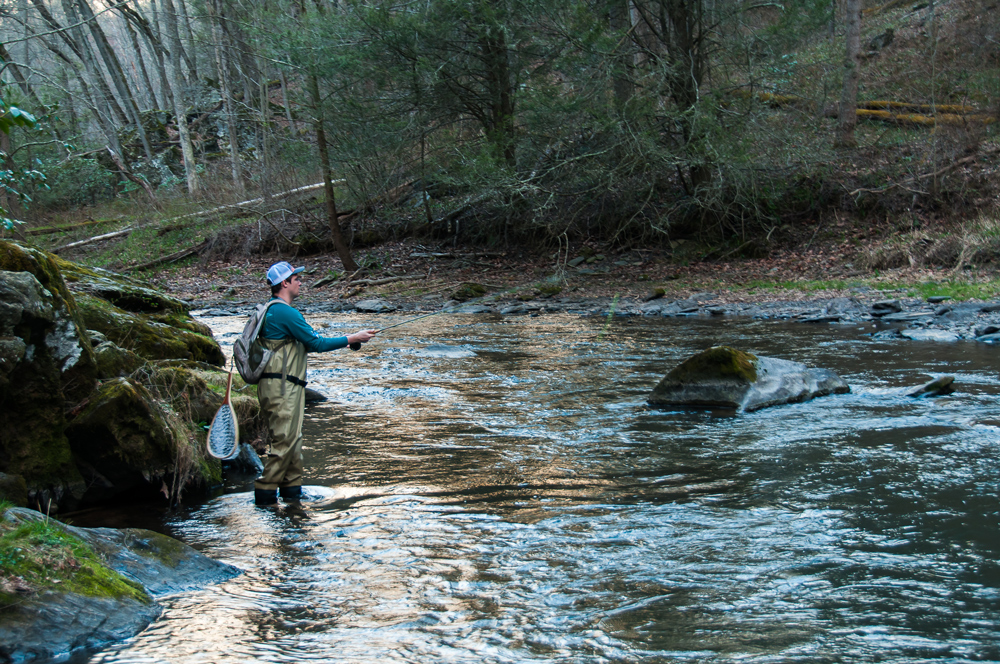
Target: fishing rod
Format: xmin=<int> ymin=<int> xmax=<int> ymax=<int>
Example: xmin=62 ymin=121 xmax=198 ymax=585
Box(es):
xmin=348 ymin=285 xmax=521 ymax=349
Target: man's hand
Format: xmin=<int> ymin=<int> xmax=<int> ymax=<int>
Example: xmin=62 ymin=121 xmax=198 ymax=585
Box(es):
xmin=347 ymin=329 xmax=378 ymax=346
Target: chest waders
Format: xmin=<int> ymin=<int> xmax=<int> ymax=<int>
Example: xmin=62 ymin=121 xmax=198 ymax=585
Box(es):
xmin=254 ymin=337 xmax=307 ymax=502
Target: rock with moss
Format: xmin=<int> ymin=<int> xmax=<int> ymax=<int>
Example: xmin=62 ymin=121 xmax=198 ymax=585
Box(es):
xmin=0 ymin=472 xmax=28 ymax=506
xmin=0 ymin=244 xmax=99 ymax=510
xmin=0 ymin=506 xmax=238 ymax=662
xmin=148 ymin=361 xmax=259 ymax=429
xmin=451 ymin=282 xmax=487 ymax=301
xmin=648 ymin=346 xmax=850 ymax=412
xmin=0 ymin=242 xmax=248 ymax=511
xmin=93 ymin=340 xmax=145 ymax=378
xmin=55 ymin=255 xmax=187 ymax=315
xmin=75 ymin=292 xmax=225 ymax=365
xmin=65 ymin=378 xmax=222 ymax=504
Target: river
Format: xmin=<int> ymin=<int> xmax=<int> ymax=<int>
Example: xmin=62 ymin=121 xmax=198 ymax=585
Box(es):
xmin=73 ymin=312 xmax=1000 ymax=663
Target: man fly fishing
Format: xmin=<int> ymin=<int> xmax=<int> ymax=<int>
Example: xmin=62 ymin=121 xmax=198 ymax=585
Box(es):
xmin=254 ymin=261 xmax=378 ymax=506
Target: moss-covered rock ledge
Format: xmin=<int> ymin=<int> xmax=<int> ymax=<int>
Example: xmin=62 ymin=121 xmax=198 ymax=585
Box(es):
xmin=0 ymin=241 xmax=259 ymax=512
xmin=0 ymin=504 xmax=239 ymax=662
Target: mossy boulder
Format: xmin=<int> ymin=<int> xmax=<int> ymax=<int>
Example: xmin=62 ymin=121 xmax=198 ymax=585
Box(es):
xmin=55 ymin=256 xmax=187 ymax=314
xmin=93 ymin=340 xmax=145 ymax=379
xmin=0 ymin=472 xmax=28 ymax=506
xmin=649 ymin=346 xmax=850 ymax=412
xmin=65 ymin=378 xmax=221 ymax=504
xmin=0 ymin=242 xmax=244 ymax=510
xmin=75 ymin=293 xmax=224 ymax=365
xmin=0 ymin=244 xmax=99 ymax=509
xmin=0 ymin=506 xmax=238 ymax=662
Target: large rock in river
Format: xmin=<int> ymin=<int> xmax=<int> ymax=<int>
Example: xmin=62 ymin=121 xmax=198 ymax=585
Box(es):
xmin=0 ymin=241 xmax=255 ymax=511
xmin=0 ymin=243 xmax=98 ymax=509
xmin=648 ymin=346 xmax=850 ymax=412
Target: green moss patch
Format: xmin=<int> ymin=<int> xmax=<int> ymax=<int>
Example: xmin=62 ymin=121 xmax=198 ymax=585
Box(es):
xmin=451 ymin=282 xmax=488 ymax=302
xmin=75 ymin=293 xmax=224 ymax=365
xmin=0 ymin=506 xmax=149 ymax=606
xmin=666 ymin=346 xmax=759 ymax=384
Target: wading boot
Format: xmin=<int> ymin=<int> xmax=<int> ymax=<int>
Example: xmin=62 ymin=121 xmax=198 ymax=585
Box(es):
xmin=279 ymin=485 xmax=302 ymax=503
xmin=255 ymin=488 xmax=278 ymax=506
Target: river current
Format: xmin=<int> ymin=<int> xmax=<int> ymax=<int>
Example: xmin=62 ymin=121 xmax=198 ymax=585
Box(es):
xmin=74 ymin=312 xmax=1000 ymax=663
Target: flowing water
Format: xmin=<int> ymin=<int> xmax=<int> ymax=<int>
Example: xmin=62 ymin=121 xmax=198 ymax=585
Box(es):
xmin=76 ymin=312 xmax=1000 ymax=663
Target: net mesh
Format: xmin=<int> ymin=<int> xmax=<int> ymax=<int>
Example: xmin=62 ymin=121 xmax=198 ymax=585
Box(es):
xmin=207 ymin=404 xmax=240 ymax=460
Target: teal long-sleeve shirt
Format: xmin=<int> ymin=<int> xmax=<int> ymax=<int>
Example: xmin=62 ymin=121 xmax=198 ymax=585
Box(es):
xmin=260 ymin=299 xmax=349 ymax=353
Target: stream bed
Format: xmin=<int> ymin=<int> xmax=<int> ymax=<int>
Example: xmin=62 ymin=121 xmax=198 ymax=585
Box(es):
xmin=74 ymin=312 xmax=1000 ymax=663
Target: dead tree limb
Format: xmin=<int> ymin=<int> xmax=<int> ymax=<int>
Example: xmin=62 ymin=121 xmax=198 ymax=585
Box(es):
xmin=125 ymin=239 xmax=208 ymax=272
xmin=26 ymin=219 xmax=117 ymax=235
xmin=52 ymin=226 xmax=135 ymax=253
xmin=348 ymin=274 xmax=425 ymax=286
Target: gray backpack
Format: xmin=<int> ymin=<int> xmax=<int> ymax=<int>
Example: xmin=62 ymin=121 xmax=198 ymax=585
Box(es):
xmin=233 ymin=300 xmax=286 ymax=384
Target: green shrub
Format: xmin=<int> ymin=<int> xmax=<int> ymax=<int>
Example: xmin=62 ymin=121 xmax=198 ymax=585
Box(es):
xmin=32 ymin=158 xmax=116 ymax=208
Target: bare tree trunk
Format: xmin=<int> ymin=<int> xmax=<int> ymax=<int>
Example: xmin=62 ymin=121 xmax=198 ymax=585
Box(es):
xmin=56 ymin=68 xmax=80 ymax=137
xmin=162 ymin=0 xmax=200 ymax=195
xmin=125 ymin=19 xmax=161 ymax=110
xmin=210 ymin=0 xmax=244 ymax=195
xmin=609 ymin=0 xmax=635 ymax=115
xmin=259 ymin=66 xmax=272 ymax=204
xmin=0 ymin=42 xmax=47 ymax=114
xmin=177 ymin=0 xmax=200 ymax=82
xmin=51 ymin=0 xmax=129 ymax=130
xmin=34 ymin=36 xmax=111 ymax=143
xmin=480 ymin=29 xmax=516 ymax=169
xmin=279 ymin=71 xmax=296 ymax=133
xmin=74 ymin=0 xmax=155 ymax=162
xmin=835 ymin=0 xmax=861 ymax=148
xmin=138 ymin=0 xmax=176 ymax=110
xmin=308 ymin=74 xmax=359 ymax=273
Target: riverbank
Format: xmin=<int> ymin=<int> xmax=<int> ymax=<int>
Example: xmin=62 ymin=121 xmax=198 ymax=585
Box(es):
xmin=138 ymin=236 xmax=1000 ymax=344
xmin=148 ymin=236 xmax=1000 ymax=310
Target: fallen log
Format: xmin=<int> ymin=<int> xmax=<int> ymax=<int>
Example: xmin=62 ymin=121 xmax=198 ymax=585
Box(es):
xmin=859 ymin=101 xmax=977 ymax=114
xmin=165 ymin=181 xmax=336 ymax=224
xmin=349 ymin=274 xmax=426 ymax=286
xmin=409 ymin=252 xmax=505 ymax=259
xmin=52 ymin=227 xmax=134 ymax=253
xmin=124 ymin=239 xmax=209 ymax=272
xmin=731 ymin=90 xmax=995 ymax=126
xmin=856 ymin=109 xmax=996 ymax=127
xmin=25 ymin=219 xmax=118 ymax=236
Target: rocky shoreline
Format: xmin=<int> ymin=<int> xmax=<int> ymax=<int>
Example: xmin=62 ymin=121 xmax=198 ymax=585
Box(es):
xmin=190 ymin=290 xmax=1000 ymax=345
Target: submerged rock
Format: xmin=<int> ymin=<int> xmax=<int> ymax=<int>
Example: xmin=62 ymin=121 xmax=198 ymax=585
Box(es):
xmin=906 ymin=375 xmax=956 ymax=397
xmin=648 ymin=346 xmax=850 ymax=412
xmin=900 ymin=328 xmax=960 ymax=342
xmin=413 ymin=344 xmax=478 ymax=358
xmin=0 ymin=506 xmax=238 ymax=663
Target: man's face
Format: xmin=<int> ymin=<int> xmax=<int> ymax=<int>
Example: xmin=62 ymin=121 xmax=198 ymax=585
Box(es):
xmin=284 ymin=274 xmax=302 ymax=299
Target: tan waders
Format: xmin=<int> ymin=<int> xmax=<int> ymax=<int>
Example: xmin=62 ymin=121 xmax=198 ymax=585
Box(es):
xmin=254 ymin=338 xmax=307 ymax=504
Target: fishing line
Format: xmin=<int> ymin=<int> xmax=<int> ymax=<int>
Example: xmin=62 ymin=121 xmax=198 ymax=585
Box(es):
xmin=348 ymin=284 xmax=524 ymax=349
xmin=597 ymin=293 xmax=620 ymax=342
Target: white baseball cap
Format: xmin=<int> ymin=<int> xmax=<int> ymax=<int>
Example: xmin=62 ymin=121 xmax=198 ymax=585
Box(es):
xmin=266 ymin=261 xmax=304 ymax=286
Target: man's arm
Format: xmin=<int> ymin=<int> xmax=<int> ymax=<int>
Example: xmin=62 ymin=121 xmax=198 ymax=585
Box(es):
xmin=263 ymin=301 xmax=349 ymax=352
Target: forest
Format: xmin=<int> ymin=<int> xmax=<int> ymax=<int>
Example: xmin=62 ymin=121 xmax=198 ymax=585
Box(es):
xmin=0 ymin=0 xmax=997 ymax=274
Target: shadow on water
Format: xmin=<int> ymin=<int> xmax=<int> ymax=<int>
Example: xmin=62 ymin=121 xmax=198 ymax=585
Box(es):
xmin=74 ymin=313 xmax=1000 ymax=663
